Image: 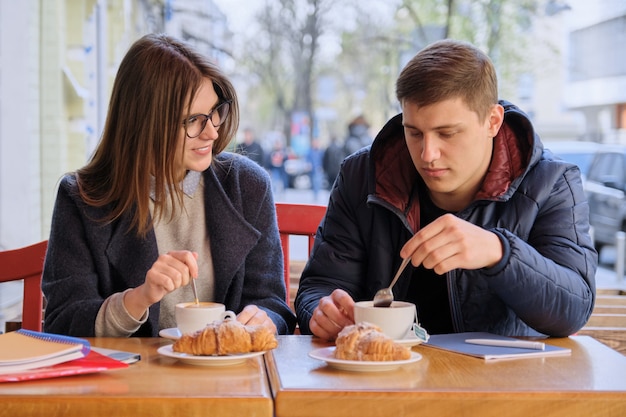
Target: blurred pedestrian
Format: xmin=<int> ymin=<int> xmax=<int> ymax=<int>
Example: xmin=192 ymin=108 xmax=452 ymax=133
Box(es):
xmin=323 ymin=135 xmax=345 ymax=189
xmin=266 ymin=139 xmax=287 ymax=196
xmin=236 ymin=127 xmax=265 ymax=166
xmin=343 ymin=115 xmax=372 ymax=156
xmin=307 ymin=138 xmax=324 ymax=201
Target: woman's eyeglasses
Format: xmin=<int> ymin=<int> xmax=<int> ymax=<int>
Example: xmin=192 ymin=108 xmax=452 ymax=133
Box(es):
xmin=183 ymin=100 xmax=232 ymax=138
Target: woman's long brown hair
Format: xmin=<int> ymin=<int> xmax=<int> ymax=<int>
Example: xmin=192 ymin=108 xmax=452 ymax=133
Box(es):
xmin=76 ymin=33 xmax=239 ymax=237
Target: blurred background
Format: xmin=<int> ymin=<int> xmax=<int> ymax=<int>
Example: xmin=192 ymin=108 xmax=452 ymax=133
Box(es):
xmin=1 ymin=0 xmax=625 ymax=326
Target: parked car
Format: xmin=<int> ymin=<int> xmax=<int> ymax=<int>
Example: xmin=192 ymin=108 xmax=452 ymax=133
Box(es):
xmin=584 ymin=144 xmax=626 ymax=252
xmin=542 ymin=140 xmax=603 ymax=182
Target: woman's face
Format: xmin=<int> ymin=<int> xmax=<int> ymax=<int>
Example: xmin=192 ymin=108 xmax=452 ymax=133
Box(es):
xmin=179 ymin=79 xmax=221 ymax=176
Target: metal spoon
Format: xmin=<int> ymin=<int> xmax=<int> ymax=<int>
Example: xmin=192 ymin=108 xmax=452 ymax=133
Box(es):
xmin=372 ymin=257 xmax=411 ymax=307
xmin=190 ymin=277 xmax=200 ymax=305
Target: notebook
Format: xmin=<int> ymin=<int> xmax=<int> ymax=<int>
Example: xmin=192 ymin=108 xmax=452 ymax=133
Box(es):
xmin=0 ymin=329 xmax=90 ymax=374
xmin=424 ymin=332 xmax=572 ymax=361
xmin=0 ymin=349 xmax=129 ymax=383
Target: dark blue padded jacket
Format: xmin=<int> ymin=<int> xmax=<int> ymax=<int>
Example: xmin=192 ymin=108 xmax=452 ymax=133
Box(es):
xmin=296 ymin=100 xmax=597 ymax=337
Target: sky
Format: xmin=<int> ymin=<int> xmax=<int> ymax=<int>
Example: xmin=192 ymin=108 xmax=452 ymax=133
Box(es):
xmin=212 ymin=0 xmax=260 ymax=34
xmin=210 ymin=0 xmax=401 ymax=62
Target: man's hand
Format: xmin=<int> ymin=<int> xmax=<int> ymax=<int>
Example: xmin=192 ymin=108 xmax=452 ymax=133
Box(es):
xmin=309 ymin=289 xmax=355 ymax=340
xmin=401 ymin=213 xmax=503 ymax=274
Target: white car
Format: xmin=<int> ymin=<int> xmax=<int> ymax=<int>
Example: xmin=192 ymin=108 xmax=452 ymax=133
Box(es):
xmin=542 ymin=140 xmax=603 ymax=182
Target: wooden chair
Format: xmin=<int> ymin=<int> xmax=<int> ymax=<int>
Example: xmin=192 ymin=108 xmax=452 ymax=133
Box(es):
xmin=585 ymin=313 xmax=626 ymax=328
xmin=579 ymin=292 xmax=626 ymax=355
xmin=596 ymin=294 xmax=626 ymax=306
xmin=0 ymin=240 xmax=47 ymax=331
xmin=275 ymin=203 xmax=326 ymax=307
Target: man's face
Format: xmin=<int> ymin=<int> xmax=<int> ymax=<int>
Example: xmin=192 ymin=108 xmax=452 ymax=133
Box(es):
xmin=402 ymin=97 xmax=503 ymax=211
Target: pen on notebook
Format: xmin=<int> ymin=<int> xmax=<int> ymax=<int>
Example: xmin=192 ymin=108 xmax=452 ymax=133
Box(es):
xmin=465 ymin=338 xmax=546 ymax=351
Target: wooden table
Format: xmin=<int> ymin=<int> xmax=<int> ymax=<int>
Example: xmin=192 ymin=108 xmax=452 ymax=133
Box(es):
xmin=266 ymin=335 xmax=626 ymax=417
xmin=0 ymin=337 xmax=273 ymax=417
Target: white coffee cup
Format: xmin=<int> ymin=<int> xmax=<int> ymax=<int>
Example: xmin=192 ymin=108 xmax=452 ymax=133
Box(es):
xmin=175 ymin=302 xmax=236 ymax=335
xmin=353 ymin=300 xmax=416 ymax=340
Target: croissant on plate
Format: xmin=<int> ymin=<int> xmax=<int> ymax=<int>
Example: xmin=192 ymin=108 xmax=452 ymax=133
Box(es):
xmin=172 ymin=319 xmax=278 ymax=356
xmin=335 ymin=322 xmax=411 ymax=361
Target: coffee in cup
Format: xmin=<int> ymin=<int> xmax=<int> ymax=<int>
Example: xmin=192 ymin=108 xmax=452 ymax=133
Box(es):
xmin=175 ymin=302 xmax=236 ymax=335
xmin=353 ymin=300 xmax=416 ymax=340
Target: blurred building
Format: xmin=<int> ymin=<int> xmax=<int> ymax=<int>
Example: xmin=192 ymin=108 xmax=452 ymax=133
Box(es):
xmin=1 ymin=0 xmax=161 ymax=252
xmin=0 ymin=0 xmax=230 ymax=329
xmin=563 ymin=0 xmax=626 ymax=143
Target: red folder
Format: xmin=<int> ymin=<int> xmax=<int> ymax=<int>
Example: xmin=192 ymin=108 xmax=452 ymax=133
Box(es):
xmin=0 ymin=349 xmax=128 ymax=383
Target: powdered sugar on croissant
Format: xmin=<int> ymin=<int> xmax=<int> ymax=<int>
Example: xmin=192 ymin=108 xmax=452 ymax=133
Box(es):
xmin=172 ymin=319 xmax=278 ymax=356
xmin=335 ymin=322 xmax=411 ymax=361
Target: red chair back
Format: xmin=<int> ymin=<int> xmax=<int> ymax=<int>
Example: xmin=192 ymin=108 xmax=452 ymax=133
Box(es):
xmin=0 ymin=240 xmax=47 ymax=331
xmin=275 ymin=203 xmax=326 ymax=306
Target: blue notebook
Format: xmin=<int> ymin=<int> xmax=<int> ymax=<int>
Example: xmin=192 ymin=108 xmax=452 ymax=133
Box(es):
xmin=424 ymin=332 xmax=571 ymax=361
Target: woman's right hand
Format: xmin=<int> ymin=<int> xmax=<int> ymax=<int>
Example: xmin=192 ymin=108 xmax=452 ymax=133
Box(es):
xmin=124 ymin=250 xmax=198 ymax=320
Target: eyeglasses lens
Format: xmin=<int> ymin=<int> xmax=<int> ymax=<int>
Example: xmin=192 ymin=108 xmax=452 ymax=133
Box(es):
xmin=185 ymin=101 xmax=230 ymax=138
xmin=212 ymin=101 xmax=230 ymax=128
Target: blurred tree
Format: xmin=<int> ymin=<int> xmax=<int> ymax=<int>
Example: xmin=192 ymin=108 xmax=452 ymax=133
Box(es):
xmin=241 ymin=0 xmax=331 ymax=147
xmin=333 ymin=4 xmax=406 ymax=129
xmin=233 ymin=0 xmax=553 ymax=146
xmin=396 ymin=0 xmax=546 ymax=98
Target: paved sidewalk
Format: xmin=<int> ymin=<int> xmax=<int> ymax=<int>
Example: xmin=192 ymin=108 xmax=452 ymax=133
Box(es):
xmin=274 ymin=187 xmax=330 ymax=205
xmin=597 ymin=264 xmax=626 ymax=291
xmin=597 ymin=246 xmax=626 ymax=291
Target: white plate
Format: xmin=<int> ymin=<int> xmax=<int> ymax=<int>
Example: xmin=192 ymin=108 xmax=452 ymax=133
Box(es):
xmin=159 ymin=328 xmax=182 ymax=340
xmin=157 ymin=345 xmax=266 ymax=366
xmin=308 ymin=347 xmax=422 ymax=372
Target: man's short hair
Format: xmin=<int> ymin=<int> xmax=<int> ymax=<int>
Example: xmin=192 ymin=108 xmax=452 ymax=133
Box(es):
xmin=395 ymin=39 xmax=498 ymax=120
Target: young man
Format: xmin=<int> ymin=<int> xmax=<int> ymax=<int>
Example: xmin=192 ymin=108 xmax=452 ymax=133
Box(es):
xmin=295 ymin=39 xmax=597 ymax=341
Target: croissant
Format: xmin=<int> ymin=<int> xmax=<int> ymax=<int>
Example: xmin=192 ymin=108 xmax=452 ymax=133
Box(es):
xmin=172 ymin=319 xmax=277 ymax=356
xmin=335 ymin=322 xmax=411 ymax=361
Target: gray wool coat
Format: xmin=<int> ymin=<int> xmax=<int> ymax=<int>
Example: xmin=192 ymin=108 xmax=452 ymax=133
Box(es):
xmin=43 ymin=153 xmax=296 ymax=337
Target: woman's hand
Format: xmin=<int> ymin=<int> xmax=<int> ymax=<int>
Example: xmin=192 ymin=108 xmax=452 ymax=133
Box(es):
xmin=124 ymin=250 xmax=199 ymax=320
xmin=237 ymin=305 xmax=277 ymax=334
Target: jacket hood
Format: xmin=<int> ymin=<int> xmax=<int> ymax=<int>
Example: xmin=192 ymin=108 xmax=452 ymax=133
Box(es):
xmin=369 ymin=100 xmax=541 ymax=229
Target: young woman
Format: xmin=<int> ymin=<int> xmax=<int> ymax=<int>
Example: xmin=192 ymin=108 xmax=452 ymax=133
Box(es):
xmin=42 ymin=33 xmax=296 ymax=337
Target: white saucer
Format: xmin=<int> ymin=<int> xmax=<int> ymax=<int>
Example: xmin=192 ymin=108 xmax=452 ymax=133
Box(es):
xmin=394 ymin=331 xmax=425 ymax=347
xmin=309 ymin=347 xmax=422 ymax=372
xmin=157 ymin=345 xmax=266 ymax=366
xmin=159 ymin=328 xmax=182 ymax=340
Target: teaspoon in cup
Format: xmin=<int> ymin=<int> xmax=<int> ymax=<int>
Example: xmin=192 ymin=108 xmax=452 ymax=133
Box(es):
xmin=372 ymin=257 xmax=411 ymax=308
xmin=190 ymin=277 xmax=200 ymax=305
